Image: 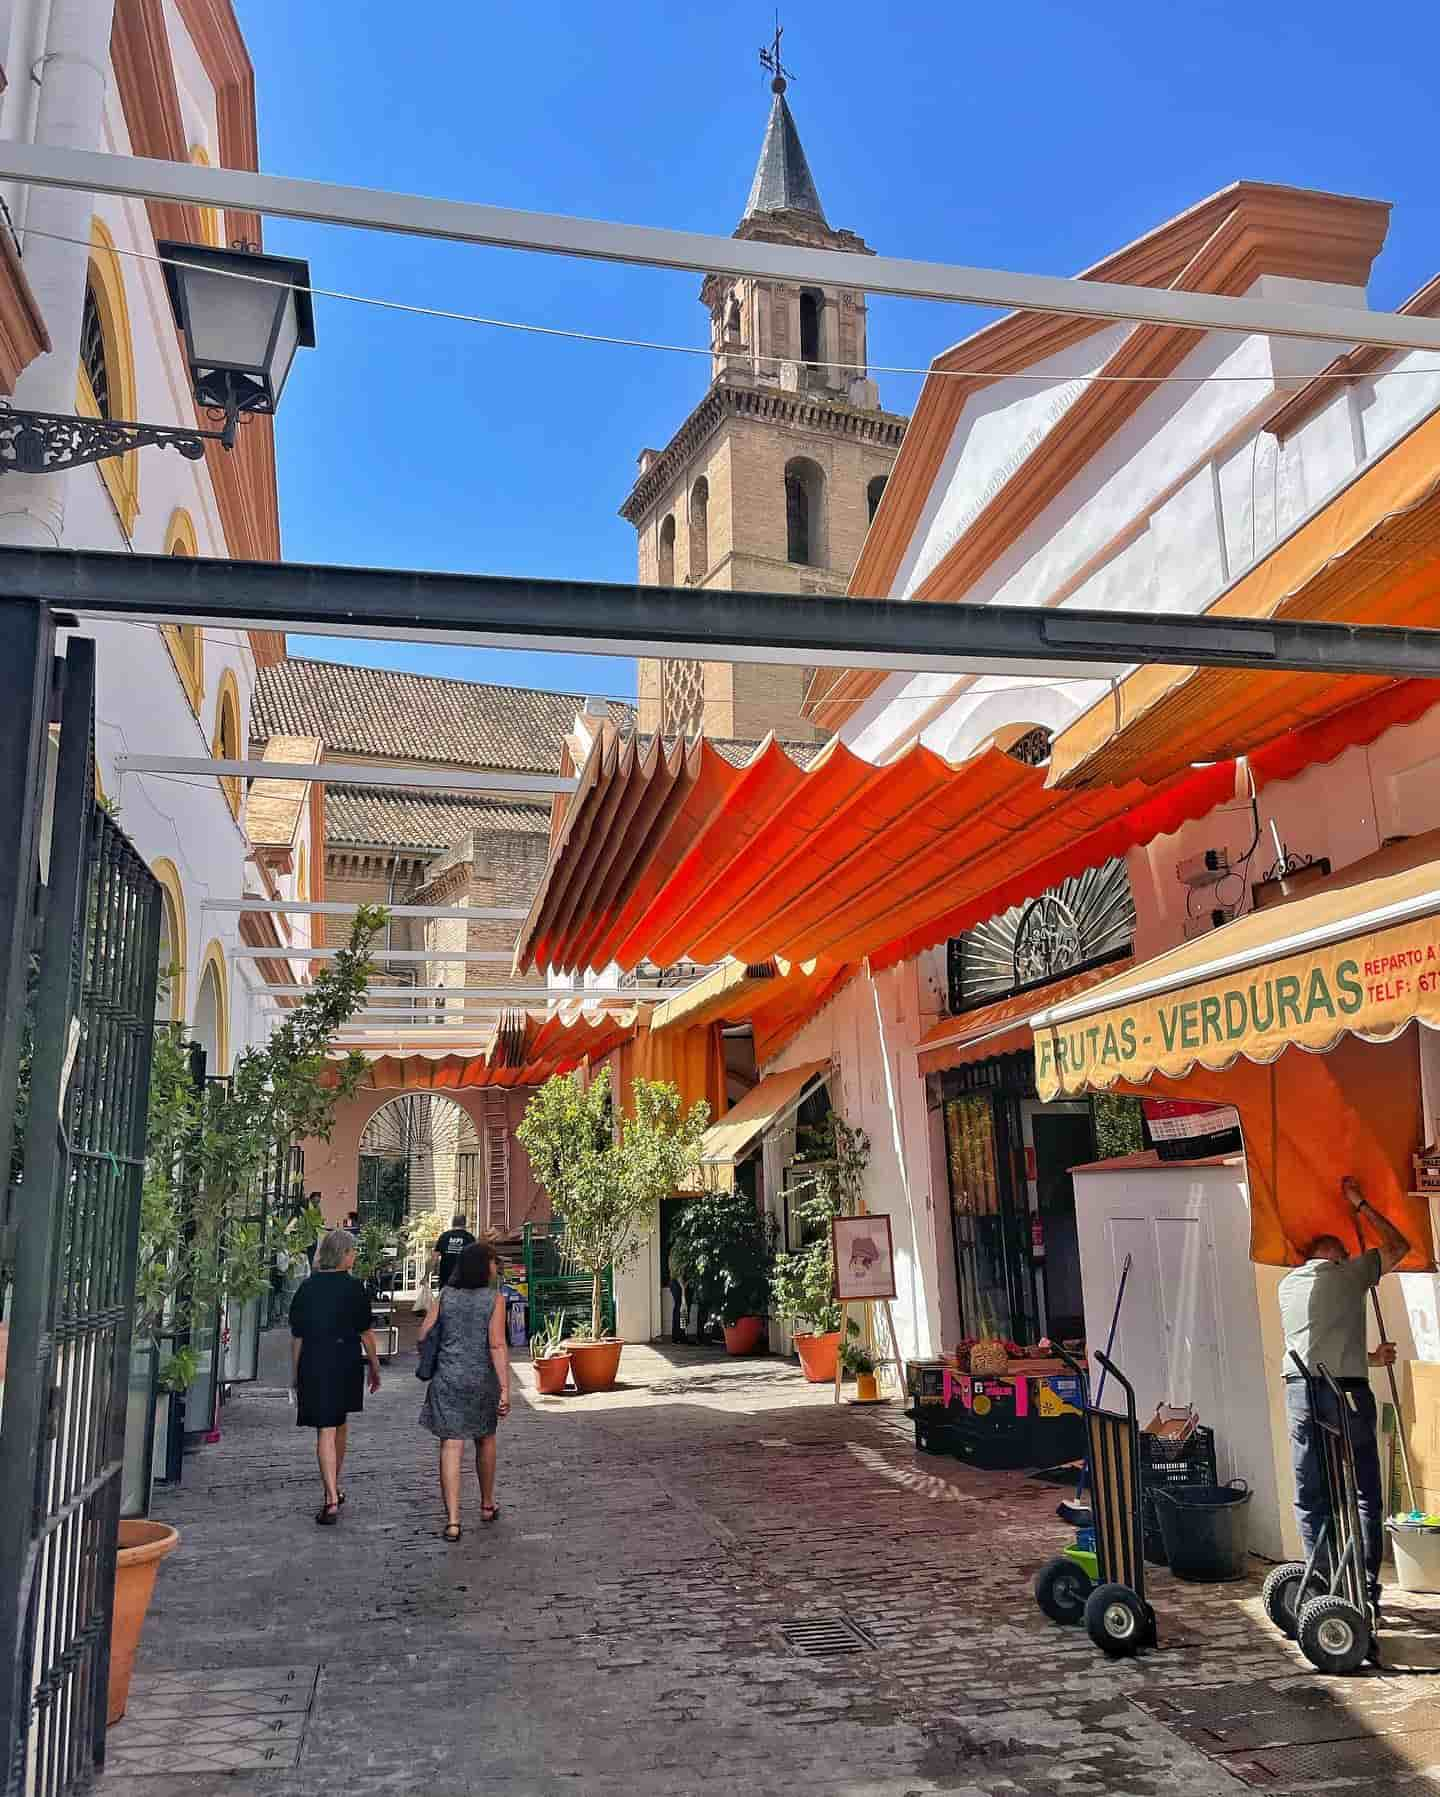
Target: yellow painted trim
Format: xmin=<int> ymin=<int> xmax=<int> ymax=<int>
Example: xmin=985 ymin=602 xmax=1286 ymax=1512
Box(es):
xmin=150 ymin=856 xmax=188 ymax=1022
xmin=160 ymin=508 xmax=205 ymax=714
xmin=211 ymin=667 xmax=243 ymax=821
xmin=196 ymin=938 xmax=230 ymax=1074
xmin=297 ymin=839 xmax=309 ymax=903
xmin=189 ymin=145 xmax=223 ymax=249
xmin=80 ymin=217 xmax=140 ymax=536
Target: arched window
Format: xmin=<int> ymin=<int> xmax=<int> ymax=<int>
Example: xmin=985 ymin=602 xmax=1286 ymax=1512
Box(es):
xmin=212 ymin=670 xmax=243 ymax=821
xmin=194 ymin=941 xmax=230 ymax=1074
xmin=725 ymin=296 xmax=742 ymax=342
xmin=658 ymin=513 xmax=676 ymax=586
xmin=785 ymin=457 xmax=825 ymax=567
xmin=150 ymin=857 xmax=188 ymax=1022
xmin=79 ymin=217 xmax=140 ymax=534
xmin=867 ymin=474 xmax=889 ymax=524
xmin=799 ymin=289 xmax=823 ymax=366
xmin=189 ymin=144 xmax=223 ymax=249
xmin=688 ymin=478 xmax=708 ymax=582
xmin=162 ymin=508 xmax=204 ymax=713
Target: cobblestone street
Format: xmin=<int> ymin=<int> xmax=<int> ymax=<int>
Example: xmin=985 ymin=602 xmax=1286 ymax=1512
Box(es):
xmin=104 ymin=1329 xmax=1440 ymax=1796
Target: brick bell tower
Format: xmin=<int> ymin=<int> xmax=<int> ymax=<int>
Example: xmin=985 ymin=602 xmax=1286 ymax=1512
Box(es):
xmin=624 ymin=39 xmax=907 ymax=742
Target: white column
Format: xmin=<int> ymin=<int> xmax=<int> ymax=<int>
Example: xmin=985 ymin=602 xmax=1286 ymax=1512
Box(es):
xmin=0 ymin=0 xmax=116 ymax=549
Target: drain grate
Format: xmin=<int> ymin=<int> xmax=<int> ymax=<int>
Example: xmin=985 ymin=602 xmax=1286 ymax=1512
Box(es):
xmin=780 ymin=1615 xmax=876 ymax=1657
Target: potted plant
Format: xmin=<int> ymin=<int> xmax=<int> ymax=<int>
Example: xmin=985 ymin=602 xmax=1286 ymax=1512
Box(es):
xmin=840 ymin=1322 xmax=881 ymax=1402
xmin=671 ymin=1187 xmax=776 ymax=1355
xmin=770 ymin=1113 xmax=871 ymax=1384
xmin=517 ymin=1068 xmax=708 ymax=1393
xmin=530 ymin=1308 xmax=571 ymax=1396
xmin=110 ymin=908 xmax=384 ymax=1723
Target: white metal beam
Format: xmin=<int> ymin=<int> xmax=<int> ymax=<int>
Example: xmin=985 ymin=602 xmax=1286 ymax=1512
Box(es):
xmin=115 ymin=755 xmax=575 ymax=795
xmin=5 ymin=140 xmax=1440 ymax=352
xmin=261 ymin=985 xmax=675 ymax=1000
xmin=265 ymin=984 xmax=588 ymax=998
xmin=205 ymin=899 xmax=527 ymax=922
xmin=232 ymin=947 xmax=514 ymax=963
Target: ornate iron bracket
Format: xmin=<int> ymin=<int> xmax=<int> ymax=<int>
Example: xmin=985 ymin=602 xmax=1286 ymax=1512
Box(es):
xmin=0 ymin=399 xmax=236 ymax=476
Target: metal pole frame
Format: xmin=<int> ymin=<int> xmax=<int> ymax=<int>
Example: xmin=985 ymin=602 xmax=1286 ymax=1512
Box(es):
xmin=6 ymin=545 xmax=1440 ymax=683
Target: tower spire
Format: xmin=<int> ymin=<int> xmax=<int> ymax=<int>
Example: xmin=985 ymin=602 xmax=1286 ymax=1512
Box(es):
xmin=745 ymin=22 xmax=827 ymax=225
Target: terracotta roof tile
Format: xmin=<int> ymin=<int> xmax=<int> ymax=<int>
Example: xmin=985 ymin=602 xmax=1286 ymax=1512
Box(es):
xmin=326 ymin=787 xmax=551 ymax=851
xmin=252 ymin=659 xmax=633 ymax=772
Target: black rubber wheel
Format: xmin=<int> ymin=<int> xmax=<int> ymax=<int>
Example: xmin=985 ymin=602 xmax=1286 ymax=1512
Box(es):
xmin=1261 ymin=1562 xmax=1308 ymax=1639
xmin=1035 ymin=1556 xmax=1092 ymax=1626
xmin=1084 ymin=1582 xmax=1148 ymax=1658
xmin=1296 ymin=1595 xmax=1370 ymax=1674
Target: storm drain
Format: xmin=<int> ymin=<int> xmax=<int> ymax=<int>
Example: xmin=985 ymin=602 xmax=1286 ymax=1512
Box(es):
xmin=780 ymin=1615 xmax=876 ymax=1657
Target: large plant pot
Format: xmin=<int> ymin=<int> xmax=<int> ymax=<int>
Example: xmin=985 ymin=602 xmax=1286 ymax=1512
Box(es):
xmin=533 ymin=1354 xmax=571 ymax=1396
xmin=723 ymin=1316 xmax=766 ymax=1356
xmin=108 ymin=1520 xmax=179 ymax=1723
xmin=794 ymin=1330 xmax=841 ymax=1384
xmin=566 ymin=1339 xmax=623 ymax=1394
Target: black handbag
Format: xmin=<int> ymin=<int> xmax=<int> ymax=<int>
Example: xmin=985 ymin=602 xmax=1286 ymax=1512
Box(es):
xmin=416 ymin=1305 xmax=443 ymax=1381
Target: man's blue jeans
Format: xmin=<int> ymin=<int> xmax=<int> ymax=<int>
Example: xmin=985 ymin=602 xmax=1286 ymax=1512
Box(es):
xmin=1285 ymin=1376 xmax=1384 ymax=1602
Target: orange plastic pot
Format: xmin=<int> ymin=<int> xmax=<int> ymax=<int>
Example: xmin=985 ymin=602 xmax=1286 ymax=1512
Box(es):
xmin=794 ymin=1330 xmax=841 ymax=1383
xmin=856 ymin=1372 xmax=880 ymax=1403
xmin=108 ymin=1521 xmax=179 ymax=1723
xmin=566 ymin=1339 xmax=623 ymax=1393
xmin=533 ymin=1354 xmax=571 ymax=1396
xmin=723 ymin=1316 xmax=766 ymax=1356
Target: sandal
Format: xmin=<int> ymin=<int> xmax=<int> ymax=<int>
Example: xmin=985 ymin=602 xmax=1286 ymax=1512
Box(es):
xmin=442 ymin=1522 xmax=462 ymax=1542
xmin=315 ymin=1502 xmax=340 ymax=1526
xmin=481 ymin=1504 xmax=500 ymax=1525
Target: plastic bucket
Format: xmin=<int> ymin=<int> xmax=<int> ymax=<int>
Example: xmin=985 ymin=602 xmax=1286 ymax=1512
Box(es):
xmin=1152 ymin=1481 xmax=1252 ymax=1582
xmin=1388 ymin=1521 xmax=1440 ymax=1593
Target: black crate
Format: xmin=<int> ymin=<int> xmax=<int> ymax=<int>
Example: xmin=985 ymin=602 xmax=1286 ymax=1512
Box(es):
xmin=1139 ymin=1426 xmax=1217 ymax=1564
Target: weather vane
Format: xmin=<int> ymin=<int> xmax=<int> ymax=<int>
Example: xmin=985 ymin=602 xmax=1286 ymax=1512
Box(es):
xmin=758 ymin=15 xmax=794 ymax=91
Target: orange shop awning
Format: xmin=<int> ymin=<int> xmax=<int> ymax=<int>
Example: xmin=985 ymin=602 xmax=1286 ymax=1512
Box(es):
xmin=648 ymin=956 xmax=858 ymax=1067
xmin=515 ymin=723 xmax=1237 ymax=978
xmin=324 ymin=1005 xmax=641 ymax=1091
xmin=1029 ymin=831 xmax=1440 ymax=1102
xmin=1048 ymin=405 xmax=1440 ymax=793
xmin=916 ymin=959 xmax=1133 ymax=1076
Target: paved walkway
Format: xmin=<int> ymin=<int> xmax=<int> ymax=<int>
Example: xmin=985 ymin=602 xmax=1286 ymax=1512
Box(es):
xmin=104 ymin=1327 xmax=1440 ymax=1796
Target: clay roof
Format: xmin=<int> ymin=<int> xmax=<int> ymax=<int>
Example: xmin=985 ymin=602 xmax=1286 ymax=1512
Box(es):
xmin=252 ymin=658 xmax=633 ymax=772
xmin=325 ymin=787 xmax=550 ymax=851
xmin=745 ymin=87 xmax=826 ymax=224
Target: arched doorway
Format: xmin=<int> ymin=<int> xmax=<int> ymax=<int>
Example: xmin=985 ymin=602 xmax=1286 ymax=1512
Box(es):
xmin=358 ymin=1094 xmax=480 ymax=1228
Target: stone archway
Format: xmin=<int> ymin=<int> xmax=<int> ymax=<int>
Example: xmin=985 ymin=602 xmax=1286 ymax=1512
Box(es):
xmin=357 ymin=1093 xmax=480 ymax=1228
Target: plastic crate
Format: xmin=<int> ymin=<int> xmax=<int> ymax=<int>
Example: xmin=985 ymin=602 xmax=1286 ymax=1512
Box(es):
xmin=1139 ymin=1425 xmax=1218 ymax=1564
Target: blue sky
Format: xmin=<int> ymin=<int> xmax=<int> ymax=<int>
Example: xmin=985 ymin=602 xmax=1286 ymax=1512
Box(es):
xmin=243 ymin=0 xmax=1440 ymax=704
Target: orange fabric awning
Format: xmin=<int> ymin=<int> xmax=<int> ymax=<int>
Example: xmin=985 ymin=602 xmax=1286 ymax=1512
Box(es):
xmin=1048 ymin=407 xmax=1440 ymax=792
xmin=324 ymin=1006 xmax=641 ymax=1091
xmin=915 ymin=960 xmax=1133 ymax=1075
xmin=516 ymin=723 xmax=1237 ymax=978
xmin=648 ymin=957 xmax=858 ymax=1067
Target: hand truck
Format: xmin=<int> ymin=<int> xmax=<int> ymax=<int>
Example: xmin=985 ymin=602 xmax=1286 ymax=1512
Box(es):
xmin=1034 ymin=1345 xmax=1158 ymax=1656
xmin=1261 ymin=1353 xmax=1378 ymax=1673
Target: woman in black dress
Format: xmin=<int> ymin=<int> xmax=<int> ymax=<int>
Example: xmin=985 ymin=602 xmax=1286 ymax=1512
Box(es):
xmin=289 ymin=1228 xmax=382 ymax=1525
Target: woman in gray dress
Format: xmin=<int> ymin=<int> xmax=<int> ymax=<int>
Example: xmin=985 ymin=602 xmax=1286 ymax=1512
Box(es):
xmin=417 ymin=1240 xmax=510 ymax=1540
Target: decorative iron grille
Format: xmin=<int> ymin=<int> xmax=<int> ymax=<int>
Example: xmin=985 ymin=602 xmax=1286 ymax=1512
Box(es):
xmin=946 ymin=858 xmax=1135 ymax=1014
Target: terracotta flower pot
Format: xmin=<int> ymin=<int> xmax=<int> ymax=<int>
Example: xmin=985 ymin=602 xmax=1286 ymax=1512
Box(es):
xmin=794 ymin=1330 xmax=841 ymax=1383
xmin=856 ymin=1372 xmax=879 ymax=1403
xmin=532 ymin=1353 xmax=571 ymax=1396
xmin=566 ymin=1339 xmax=623 ymax=1393
xmin=108 ymin=1520 xmax=179 ymax=1724
xmin=722 ymin=1316 xmax=766 ymax=1356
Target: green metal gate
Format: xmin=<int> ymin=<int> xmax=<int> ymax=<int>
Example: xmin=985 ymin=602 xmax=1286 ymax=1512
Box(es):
xmin=0 ymin=635 xmax=162 ymax=1796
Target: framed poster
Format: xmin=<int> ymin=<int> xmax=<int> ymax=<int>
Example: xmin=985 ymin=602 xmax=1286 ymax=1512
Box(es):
xmin=833 ymin=1215 xmax=897 ymax=1302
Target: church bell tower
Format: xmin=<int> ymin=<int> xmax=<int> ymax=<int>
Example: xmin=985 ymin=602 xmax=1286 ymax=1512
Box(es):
xmin=624 ymin=34 xmax=908 ymax=743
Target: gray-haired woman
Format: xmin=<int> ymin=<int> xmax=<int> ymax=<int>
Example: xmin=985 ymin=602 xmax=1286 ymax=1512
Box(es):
xmin=289 ymin=1228 xmax=381 ymax=1525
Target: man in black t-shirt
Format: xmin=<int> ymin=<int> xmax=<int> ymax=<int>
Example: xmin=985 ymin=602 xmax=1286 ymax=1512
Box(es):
xmin=431 ymin=1213 xmax=476 ymax=1290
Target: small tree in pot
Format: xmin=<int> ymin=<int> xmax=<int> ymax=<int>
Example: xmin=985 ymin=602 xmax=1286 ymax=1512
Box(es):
xmin=671 ymin=1186 xmax=777 ymax=1355
xmin=770 ymin=1112 xmax=870 ymax=1383
xmin=516 ymin=1067 xmax=708 ymax=1392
